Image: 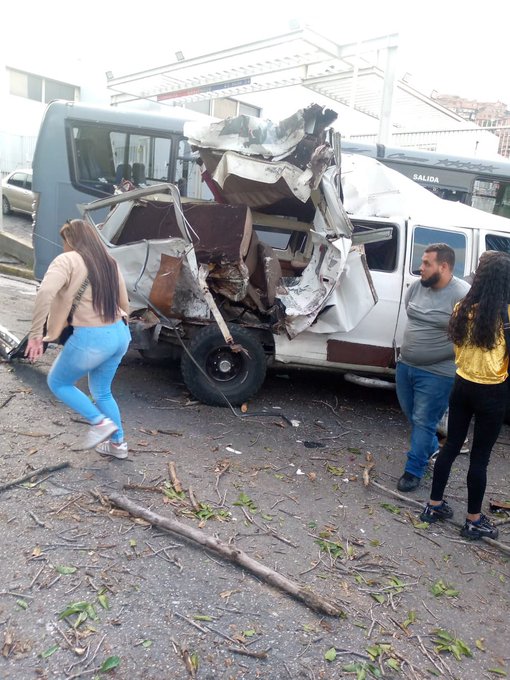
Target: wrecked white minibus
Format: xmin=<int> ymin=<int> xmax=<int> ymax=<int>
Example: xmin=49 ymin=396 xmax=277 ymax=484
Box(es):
xmin=19 ymin=105 xmax=510 ymax=407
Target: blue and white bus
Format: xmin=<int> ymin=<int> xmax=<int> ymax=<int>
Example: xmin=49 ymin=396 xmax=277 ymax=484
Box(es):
xmin=341 ymin=140 xmax=510 ymax=218
xmin=32 ymin=100 xmax=210 ymax=279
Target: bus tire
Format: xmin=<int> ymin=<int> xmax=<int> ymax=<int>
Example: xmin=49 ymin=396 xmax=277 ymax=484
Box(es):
xmin=2 ymin=196 xmax=12 ymax=215
xmin=181 ymin=324 xmax=266 ymax=407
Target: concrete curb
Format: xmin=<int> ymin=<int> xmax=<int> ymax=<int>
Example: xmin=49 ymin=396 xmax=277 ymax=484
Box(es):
xmin=0 ymin=230 xmax=35 ymax=280
xmin=0 ymin=262 xmax=35 ymax=280
xmin=0 ymin=232 xmax=33 ymax=268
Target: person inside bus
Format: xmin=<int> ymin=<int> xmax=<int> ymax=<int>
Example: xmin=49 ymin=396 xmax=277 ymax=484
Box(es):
xmin=25 ymin=219 xmax=131 ymax=459
xmin=420 ymin=250 xmax=510 ymax=540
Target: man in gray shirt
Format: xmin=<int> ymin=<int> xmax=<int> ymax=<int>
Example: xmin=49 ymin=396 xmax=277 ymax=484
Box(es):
xmin=396 ymin=243 xmax=470 ymax=492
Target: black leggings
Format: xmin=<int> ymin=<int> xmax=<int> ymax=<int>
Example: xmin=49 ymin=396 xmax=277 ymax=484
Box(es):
xmin=430 ymin=375 xmax=507 ymax=514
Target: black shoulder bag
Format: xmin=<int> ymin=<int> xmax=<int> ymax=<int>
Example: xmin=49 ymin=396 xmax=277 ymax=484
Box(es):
xmin=4 ymin=278 xmax=89 ymax=361
xmin=57 ymin=278 xmax=89 ymax=345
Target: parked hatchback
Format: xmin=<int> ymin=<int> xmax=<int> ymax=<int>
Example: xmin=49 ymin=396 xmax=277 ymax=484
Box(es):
xmin=2 ymin=169 xmax=34 ymax=216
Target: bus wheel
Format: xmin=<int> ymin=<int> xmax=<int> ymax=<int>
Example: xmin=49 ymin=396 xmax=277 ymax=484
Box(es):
xmin=181 ymin=325 xmax=266 ymax=407
xmin=2 ymin=196 xmax=12 ymax=215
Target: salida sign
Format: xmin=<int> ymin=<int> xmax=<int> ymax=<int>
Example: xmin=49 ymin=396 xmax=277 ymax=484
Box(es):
xmin=413 ymin=173 xmax=439 ymax=183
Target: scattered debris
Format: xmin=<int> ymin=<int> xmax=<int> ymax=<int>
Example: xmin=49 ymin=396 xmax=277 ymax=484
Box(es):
xmin=106 ymin=492 xmax=345 ymax=617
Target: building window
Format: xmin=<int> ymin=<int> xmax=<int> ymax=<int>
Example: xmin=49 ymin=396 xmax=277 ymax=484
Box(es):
xmin=9 ymin=69 xmax=42 ymax=101
xmin=44 ymin=78 xmax=76 ymax=103
xmin=8 ymin=68 xmax=78 ymax=103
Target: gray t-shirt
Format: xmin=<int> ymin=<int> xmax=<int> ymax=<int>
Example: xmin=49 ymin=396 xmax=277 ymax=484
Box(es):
xmin=400 ymin=276 xmax=470 ymax=377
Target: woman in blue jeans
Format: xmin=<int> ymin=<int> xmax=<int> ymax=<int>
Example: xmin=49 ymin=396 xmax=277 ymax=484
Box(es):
xmin=25 ymin=219 xmax=131 ymax=458
xmin=420 ymin=251 xmax=510 ymax=540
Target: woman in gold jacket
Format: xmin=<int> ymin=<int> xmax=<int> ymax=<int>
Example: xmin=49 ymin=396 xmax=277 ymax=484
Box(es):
xmin=420 ymin=250 xmax=510 ymax=539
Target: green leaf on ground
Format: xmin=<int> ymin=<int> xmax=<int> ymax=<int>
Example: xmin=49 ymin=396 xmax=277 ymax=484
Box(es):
xmin=370 ymin=593 xmax=385 ymax=604
xmin=430 ymin=579 xmax=459 ymax=598
xmin=233 ymin=492 xmax=258 ymax=512
xmin=100 ymin=656 xmax=121 ymax=672
xmin=403 ymin=610 xmax=416 ymax=629
xmin=97 ymin=594 xmax=109 ymax=610
xmin=56 ymin=565 xmax=77 ymax=575
xmin=433 ymin=629 xmax=472 ymax=660
xmin=40 ymin=644 xmax=59 ymax=658
xmin=326 ymin=464 xmax=345 ymax=476
xmin=380 ymin=503 xmax=400 ymax=515
xmin=324 ymin=647 xmax=337 ymax=662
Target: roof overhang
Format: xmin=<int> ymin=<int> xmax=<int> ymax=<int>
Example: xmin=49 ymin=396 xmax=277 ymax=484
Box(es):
xmin=106 ymin=27 xmax=465 ymax=131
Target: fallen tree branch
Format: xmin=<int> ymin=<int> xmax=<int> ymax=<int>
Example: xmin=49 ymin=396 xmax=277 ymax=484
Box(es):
xmin=106 ymin=492 xmax=344 ymax=617
xmin=369 ymin=479 xmax=510 ymax=556
xmin=168 ymin=462 xmax=183 ymax=493
xmin=0 ymin=462 xmax=70 ymax=493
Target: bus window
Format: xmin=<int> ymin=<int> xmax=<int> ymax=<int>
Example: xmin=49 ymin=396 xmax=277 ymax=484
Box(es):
xmin=73 ymin=127 xmax=115 ymax=190
xmin=352 ymin=222 xmax=398 ymax=272
xmin=71 ymin=125 xmax=174 ymax=192
xmin=485 ymin=233 xmax=510 ymax=253
xmin=110 ymin=131 xmax=172 ymax=185
xmin=411 ymin=226 xmax=467 ymax=278
xmin=471 ymin=178 xmax=500 ymax=213
xmin=494 ymin=183 xmax=510 ymax=219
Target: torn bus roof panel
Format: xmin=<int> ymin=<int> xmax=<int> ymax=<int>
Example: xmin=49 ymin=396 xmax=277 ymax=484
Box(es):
xmin=184 ymin=104 xmax=338 ymax=159
xmin=188 ymin=104 xmax=337 ymax=210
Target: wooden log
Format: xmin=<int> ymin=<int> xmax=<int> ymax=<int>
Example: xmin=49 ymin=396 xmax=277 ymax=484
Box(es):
xmin=0 ymin=462 xmax=70 ymax=493
xmin=106 ymin=492 xmax=344 ymax=617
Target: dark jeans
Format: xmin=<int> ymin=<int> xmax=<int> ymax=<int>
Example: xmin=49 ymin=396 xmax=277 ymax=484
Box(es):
xmin=396 ymin=362 xmax=454 ymax=478
xmin=430 ymin=375 xmax=507 ymax=514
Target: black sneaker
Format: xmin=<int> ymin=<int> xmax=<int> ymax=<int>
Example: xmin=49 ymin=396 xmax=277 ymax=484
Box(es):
xmin=460 ymin=514 xmax=499 ymax=540
xmin=397 ymin=471 xmax=421 ymax=492
xmin=419 ymin=500 xmax=454 ymax=523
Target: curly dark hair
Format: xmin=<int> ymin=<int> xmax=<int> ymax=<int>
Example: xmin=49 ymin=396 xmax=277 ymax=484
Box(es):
xmin=449 ymin=250 xmax=510 ymax=350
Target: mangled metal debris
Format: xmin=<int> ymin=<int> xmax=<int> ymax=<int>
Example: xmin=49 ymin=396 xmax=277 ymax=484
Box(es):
xmin=78 ymin=105 xmax=377 ymax=406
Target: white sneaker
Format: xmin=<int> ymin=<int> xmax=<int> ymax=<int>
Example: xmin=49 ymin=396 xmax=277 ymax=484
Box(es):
xmin=428 ymin=448 xmax=440 ymax=468
xmin=460 ymin=438 xmax=469 ymax=454
xmin=74 ymin=418 xmax=118 ymax=451
xmin=96 ymin=440 xmax=128 ymax=459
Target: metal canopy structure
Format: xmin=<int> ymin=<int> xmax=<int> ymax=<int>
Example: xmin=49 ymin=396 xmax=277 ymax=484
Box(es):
xmin=107 ymin=28 xmax=464 ymax=142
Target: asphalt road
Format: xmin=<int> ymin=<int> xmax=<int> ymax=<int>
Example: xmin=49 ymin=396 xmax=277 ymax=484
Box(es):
xmin=1 ymin=272 xmax=509 ymax=679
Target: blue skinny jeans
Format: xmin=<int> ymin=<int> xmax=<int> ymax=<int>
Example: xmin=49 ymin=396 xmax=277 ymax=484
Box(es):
xmin=396 ymin=361 xmax=454 ymax=478
xmin=47 ymin=320 xmax=131 ymax=443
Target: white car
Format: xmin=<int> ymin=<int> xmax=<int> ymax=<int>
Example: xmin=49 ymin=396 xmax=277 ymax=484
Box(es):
xmin=2 ymin=169 xmax=34 ymax=216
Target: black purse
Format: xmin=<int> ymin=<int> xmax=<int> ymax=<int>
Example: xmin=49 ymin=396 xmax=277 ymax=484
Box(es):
xmin=57 ymin=278 xmax=89 ymax=345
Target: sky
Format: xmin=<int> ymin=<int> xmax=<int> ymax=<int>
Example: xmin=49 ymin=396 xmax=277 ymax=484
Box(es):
xmin=3 ymin=0 xmax=510 ymax=105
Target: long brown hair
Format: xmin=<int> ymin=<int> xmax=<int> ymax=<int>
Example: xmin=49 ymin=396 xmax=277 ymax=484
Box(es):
xmin=60 ymin=219 xmax=120 ymax=323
